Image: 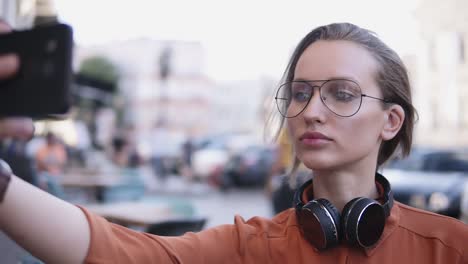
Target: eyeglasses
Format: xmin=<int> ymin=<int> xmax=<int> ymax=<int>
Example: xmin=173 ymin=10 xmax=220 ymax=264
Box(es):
xmin=275 ymin=79 xmax=390 ymax=118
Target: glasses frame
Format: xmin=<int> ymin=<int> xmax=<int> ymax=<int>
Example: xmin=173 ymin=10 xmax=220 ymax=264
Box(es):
xmin=275 ymin=79 xmax=391 ymax=118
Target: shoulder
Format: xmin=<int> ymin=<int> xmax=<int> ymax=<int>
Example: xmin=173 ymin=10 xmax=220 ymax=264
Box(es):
xmin=396 ymin=202 xmax=468 ymax=250
xmin=231 ymin=209 xmax=299 ymax=239
xmin=184 ymin=210 xmax=298 ymax=259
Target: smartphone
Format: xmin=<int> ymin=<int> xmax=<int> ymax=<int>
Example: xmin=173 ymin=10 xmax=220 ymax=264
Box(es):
xmin=0 ymin=23 xmax=73 ymax=119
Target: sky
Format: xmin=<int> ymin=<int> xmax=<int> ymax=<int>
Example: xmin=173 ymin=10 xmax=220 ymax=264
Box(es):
xmin=54 ymin=0 xmax=423 ymax=81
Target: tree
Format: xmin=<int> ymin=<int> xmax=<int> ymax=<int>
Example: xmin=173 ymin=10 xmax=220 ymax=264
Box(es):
xmin=78 ymin=56 xmax=120 ymax=87
xmin=76 ymin=56 xmax=121 ymax=149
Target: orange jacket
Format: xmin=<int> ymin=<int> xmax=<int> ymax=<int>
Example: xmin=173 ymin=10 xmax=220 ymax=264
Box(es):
xmin=81 ymin=201 xmax=467 ymax=263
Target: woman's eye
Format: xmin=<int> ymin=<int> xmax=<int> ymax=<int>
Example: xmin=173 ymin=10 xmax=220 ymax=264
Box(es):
xmin=293 ymin=91 xmax=311 ymax=102
xmin=332 ymin=89 xmax=356 ymax=102
xmin=335 ymin=90 xmax=354 ymax=101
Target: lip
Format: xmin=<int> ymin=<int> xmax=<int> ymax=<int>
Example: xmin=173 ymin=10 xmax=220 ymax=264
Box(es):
xmin=300 ymin=131 xmax=332 ymax=147
xmin=300 ymin=131 xmax=332 ymax=141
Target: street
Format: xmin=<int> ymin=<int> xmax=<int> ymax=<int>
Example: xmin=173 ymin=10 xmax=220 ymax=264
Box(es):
xmin=191 ymin=188 xmax=274 ymax=228
xmin=150 ymin=176 xmax=274 ymax=228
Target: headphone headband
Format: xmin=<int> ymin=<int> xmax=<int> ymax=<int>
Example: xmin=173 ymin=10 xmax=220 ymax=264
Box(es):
xmin=375 ymin=173 xmax=393 ymax=218
xmin=294 ymin=172 xmax=393 ymax=215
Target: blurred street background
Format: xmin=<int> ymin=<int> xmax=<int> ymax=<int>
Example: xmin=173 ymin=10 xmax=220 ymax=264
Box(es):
xmin=1 ymin=0 xmax=468 ymax=262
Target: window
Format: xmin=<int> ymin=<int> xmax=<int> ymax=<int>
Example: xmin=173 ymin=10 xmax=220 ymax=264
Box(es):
xmin=429 ymin=39 xmax=437 ymax=71
xmin=459 ymin=33 xmax=465 ymax=64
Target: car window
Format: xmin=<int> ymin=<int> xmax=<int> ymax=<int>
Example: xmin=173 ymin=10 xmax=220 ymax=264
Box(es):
xmin=387 ymin=150 xmax=468 ymax=173
xmin=388 ymin=157 xmax=423 ymax=171
xmin=387 ymin=153 xmax=425 ymax=171
xmin=441 ymin=152 xmax=468 ymax=172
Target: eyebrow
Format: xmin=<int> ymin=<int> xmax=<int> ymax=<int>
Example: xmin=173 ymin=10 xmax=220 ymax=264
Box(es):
xmin=293 ymin=76 xmax=360 ymax=84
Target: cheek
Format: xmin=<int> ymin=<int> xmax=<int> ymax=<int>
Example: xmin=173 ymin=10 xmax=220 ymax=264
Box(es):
xmin=286 ymin=119 xmax=302 ymax=152
xmin=338 ymin=114 xmax=384 ymax=148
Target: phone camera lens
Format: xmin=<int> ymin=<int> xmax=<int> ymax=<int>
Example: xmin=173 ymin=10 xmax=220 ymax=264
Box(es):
xmin=46 ymin=39 xmax=57 ymax=53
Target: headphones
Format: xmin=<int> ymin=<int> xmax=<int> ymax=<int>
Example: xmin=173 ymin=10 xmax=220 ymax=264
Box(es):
xmin=294 ymin=173 xmax=393 ymax=250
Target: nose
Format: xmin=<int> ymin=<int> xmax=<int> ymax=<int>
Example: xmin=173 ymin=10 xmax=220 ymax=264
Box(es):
xmin=300 ymin=87 xmax=327 ymax=122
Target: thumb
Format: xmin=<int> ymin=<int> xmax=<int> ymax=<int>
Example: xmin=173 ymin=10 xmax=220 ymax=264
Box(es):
xmin=0 ymin=54 xmax=19 ymax=78
xmin=0 ymin=20 xmax=19 ymax=78
xmin=0 ymin=118 xmax=35 ymax=141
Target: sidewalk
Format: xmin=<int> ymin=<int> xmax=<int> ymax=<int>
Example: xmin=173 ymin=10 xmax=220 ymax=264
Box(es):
xmin=149 ymin=175 xmax=217 ymax=196
xmin=0 ymin=231 xmax=42 ymax=263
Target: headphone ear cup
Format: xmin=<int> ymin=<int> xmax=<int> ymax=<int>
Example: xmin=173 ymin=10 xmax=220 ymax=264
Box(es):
xmin=299 ymin=198 xmax=341 ymax=250
xmin=341 ymin=197 xmax=386 ymax=248
xmin=315 ymin=198 xmax=341 ymax=237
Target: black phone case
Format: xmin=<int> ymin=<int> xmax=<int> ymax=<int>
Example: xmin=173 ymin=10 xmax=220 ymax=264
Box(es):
xmin=0 ymin=23 xmax=73 ymax=119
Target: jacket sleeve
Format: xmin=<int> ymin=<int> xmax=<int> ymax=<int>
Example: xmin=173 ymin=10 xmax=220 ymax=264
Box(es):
xmin=79 ymin=206 xmax=267 ymax=264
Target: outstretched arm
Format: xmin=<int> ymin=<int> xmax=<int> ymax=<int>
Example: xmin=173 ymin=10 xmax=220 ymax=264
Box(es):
xmin=0 ymin=20 xmax=90 ymax=264
xmin=0 ymin=175 xmax=90 ymax=263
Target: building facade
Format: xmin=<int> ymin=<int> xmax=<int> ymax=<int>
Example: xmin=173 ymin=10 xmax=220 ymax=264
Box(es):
xmin=75 ymin=38 xmax=268 ymax=153
xmin=410 ymin=0 xmax=468 ymax=147
xmin=0 ymin=0 xmax=56 ymax=29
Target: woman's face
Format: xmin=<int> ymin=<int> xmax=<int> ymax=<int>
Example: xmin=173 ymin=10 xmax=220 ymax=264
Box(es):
xmin=287 ymin=40 xmax=388 ymax=171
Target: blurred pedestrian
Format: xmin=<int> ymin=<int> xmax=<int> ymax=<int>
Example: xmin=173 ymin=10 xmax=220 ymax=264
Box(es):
xmin=0 ymin=139 xmax=38 ymax=186
xmin=266 ymin=128 xmax=310 ymax=214
xmin=150 ymin=120 xmax=172 ymax=181
xmin=180 ymin=134 xmax=195 ymax=180
xmin=35 ymin=132 xmax=67 ymax=176
xmin=111 ymin=136 xmax=129 ymax=167
xmin=265 ymin=128 xmax=292 ymax=195
xmin=35 ymin=131 xmax=67 ymax=198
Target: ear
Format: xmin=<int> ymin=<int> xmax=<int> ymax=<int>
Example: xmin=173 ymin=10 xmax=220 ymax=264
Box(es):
xmin=381 ymin=104 xmax=405 ymax=141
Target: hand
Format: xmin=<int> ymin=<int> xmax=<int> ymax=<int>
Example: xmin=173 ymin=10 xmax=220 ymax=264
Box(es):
xmin=0 ymin=20 xmax=34 ymax=141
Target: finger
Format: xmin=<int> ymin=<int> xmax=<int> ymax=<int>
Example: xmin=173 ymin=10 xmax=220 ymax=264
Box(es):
xmin=0 ymin=19 xmax=12 ymax=34
xmin=0 ymin=118 xmax=35 ymax=141
xmin=0 ymin=54 xmax=19 ymax=78
xmin=0 ymin=20 xmax=19 ymax=78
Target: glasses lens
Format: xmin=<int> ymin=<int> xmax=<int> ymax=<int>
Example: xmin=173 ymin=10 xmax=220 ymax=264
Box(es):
xmin=321 ymin=80 xmax=362 ymax=116
xmin=275 ymin=82 xmax=312 ymax=118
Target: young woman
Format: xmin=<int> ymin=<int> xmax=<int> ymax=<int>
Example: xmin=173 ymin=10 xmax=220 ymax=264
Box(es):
xmin=0 ymin=22 xmax=466 ymax=264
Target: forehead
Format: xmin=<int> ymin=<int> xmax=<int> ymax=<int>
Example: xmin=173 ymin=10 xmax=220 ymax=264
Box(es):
xmin=294 ymin=40 xmax=379 ymax=89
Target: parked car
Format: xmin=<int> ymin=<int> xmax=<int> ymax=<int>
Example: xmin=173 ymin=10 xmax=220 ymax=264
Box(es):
xmin=270 ymin=171 xmax=310 ymax=214
xmin=220 ymin=145 xmax=276 ymax=189
xmin=191 ymin=133 xmax=260 ymax=181
xmin=383 ymin=148 xmax=468 ymax=219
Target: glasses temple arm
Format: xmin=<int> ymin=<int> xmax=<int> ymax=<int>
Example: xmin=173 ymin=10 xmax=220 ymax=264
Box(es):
xmin=361 ymin=94 xmax=391 ymax=103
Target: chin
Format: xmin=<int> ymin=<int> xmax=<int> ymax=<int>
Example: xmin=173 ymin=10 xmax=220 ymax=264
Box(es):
xmin=302 ymin=161 xmax=337 ymax=171
xmin=299 ymin=153 xmax=338 ymax=171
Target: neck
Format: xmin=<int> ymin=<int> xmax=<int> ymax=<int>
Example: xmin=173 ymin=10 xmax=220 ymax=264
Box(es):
xmin=311 ymin=153 xmax=380 ymax=211
xmin=301 ymin=139 xmax=385 ymax=211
